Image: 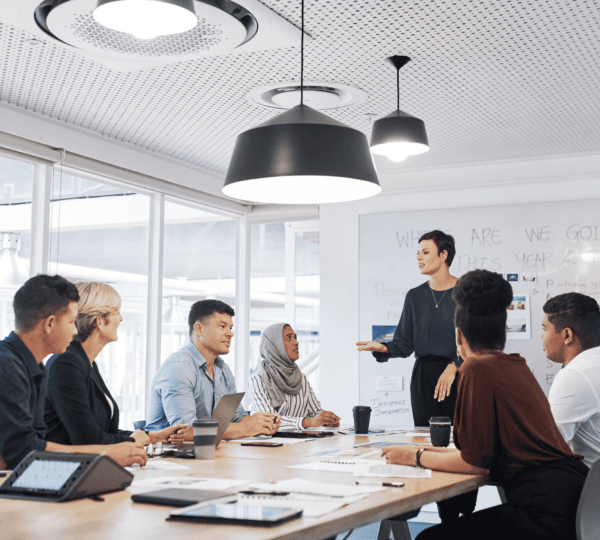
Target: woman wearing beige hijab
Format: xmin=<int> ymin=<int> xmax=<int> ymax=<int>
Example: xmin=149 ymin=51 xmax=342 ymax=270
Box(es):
xmin=249 ymin=323 xmax=340 ymax=430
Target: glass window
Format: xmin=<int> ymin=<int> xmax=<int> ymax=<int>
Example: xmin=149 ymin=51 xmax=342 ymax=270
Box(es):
xmin=161 ymin=199 xmax=237 ymax=371
xmin=0 ymin=156 xmax=34 ymax=338
xmin=250 ymin=221 xmax=320 ymax=391
xmin=48 ymin=172 xmax=150 ymax=430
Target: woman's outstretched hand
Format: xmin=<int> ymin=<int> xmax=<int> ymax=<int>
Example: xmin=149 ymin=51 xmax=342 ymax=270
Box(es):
xmin=356 ymin=341 xmax=388 ymax=353
xmin=434 ymin=363 xmax=458 ymax=401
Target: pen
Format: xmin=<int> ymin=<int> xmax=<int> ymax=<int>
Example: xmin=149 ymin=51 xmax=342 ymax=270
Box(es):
xmin=355 ymin=481 xmax=404 ymax=487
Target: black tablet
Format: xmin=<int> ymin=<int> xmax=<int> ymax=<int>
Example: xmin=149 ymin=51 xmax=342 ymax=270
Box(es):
xmin=168 ymin=501 xmax=302 ymax=526
xmin=132 ymin=488 xmax=234 ymax=507
xmin=0 ymin=451 xmax=133 ymax=502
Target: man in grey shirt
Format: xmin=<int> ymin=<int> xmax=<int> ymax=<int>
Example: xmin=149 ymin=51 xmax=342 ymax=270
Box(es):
xmin=146 ymin=299 xmax=280 ymax=440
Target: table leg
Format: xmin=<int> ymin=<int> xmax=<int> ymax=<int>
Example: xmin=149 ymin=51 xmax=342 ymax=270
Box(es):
xmin=377 ymin=508 xmax=420 ymax=540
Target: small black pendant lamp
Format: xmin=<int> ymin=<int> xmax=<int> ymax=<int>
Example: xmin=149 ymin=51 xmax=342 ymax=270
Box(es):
xmin=370 ymin=56 xmax=430 ymax=162
xmin=222 ymin=0 xmax=381 ymax=205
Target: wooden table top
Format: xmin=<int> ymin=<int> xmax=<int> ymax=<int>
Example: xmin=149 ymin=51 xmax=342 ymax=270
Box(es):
xmin=0 ymin=431 xmax=488 ymax=540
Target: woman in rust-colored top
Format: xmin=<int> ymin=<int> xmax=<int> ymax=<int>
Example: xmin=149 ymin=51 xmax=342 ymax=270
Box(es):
xmin=380 ymin=269 xmax=588 ymax=540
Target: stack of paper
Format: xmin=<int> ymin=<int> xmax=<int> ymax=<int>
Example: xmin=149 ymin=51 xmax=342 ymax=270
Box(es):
xmin=239 ymin=478 xmax=384 ymax=518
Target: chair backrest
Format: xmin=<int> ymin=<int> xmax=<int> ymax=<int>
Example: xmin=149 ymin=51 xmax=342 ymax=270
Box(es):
xmin=576 ymin=459 xmax=600 ymax=540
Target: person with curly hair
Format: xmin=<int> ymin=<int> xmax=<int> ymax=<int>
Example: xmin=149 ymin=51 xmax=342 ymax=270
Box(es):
xmin=381 ymin=269 xmax=589 ymax=540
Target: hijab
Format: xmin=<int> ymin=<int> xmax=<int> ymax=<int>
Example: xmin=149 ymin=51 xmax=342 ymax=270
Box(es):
xmin=256 ymin=323 xmax=303 ymax=408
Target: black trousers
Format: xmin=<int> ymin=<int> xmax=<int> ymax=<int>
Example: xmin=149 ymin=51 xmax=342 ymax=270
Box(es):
xmin=416 ymin=460 xmax=589 ymax=540
xmin=410 ymin=355 xmax=458 ymax=426
xmin=411 ymin=356 xmax=477 ymax=521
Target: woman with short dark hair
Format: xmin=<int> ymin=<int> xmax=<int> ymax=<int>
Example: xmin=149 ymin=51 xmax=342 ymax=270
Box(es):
xmin=356 ymin=230 xmax=474 ymax=521
xmin=381 ymin=269 xmax=588 ymax=540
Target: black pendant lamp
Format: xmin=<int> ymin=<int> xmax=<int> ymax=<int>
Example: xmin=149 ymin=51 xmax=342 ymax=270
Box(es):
xmin=370 ymin=56 xmax=430 ymax=162
xmin=223 ymin=0 xmax=381 ymax=205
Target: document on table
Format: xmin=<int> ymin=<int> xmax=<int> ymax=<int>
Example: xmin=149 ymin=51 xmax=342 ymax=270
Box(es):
xmin=287 ymin=459 xmax=432 ymax=478
xmin=246 ymin=477 xmax=385 ymax=497
xmin=238 ymin=492 xmax=367 ymax=518
xmin=354 ymin=461 xmax=432 ymax=478
xmin=126 ymin=459 xmax=190 ymax=472
xmin=239 ymin=478 xmax=384 ymax=518
xmin=354 ymin=441 xmax=414 ymax=449
xmin=226 ymin=436 xmax=313 ymax=444
xmin=128 ymin=476 xmax=250 ymax=494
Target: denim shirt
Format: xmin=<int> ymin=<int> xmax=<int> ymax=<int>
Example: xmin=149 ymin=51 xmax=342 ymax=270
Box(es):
xmin=145 ymin=341 xmax=248 ymax=431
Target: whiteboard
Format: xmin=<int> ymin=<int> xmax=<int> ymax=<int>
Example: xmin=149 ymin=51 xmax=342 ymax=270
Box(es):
xmin=359 ymin=199 xmax=600 ymax=426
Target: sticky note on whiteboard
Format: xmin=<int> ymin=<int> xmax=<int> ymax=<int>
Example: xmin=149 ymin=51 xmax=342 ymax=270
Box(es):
xmin=376 ymin=377 xmax=403 ymax=392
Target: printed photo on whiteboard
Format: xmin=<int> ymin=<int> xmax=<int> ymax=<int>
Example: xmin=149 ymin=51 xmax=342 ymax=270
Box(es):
xmin=372 ymin=325 xmax=397 ymax=343
xmin=506 ymin=273 xmax=519 ymax=282
xmin=508 ymin=295 xmax=527 ymax=311
xmin=506 ymin=319 xmax=527 ymax=333
xmin=522 ymin=273 xmax=537 ymax=282
xmin=376 ymin=376 xmax=404 ymax=393
xmin=506 ymin=294 xmax=531 ymax=340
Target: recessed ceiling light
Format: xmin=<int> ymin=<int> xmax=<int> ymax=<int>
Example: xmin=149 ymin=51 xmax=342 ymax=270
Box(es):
xmin=94 ymin=0 xmax=198 ymax=40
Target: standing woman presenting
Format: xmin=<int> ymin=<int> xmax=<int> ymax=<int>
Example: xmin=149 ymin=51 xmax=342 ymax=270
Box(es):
xmin=357 ymin=230 xmax=476 ymax=520
xmin=357 ymin=230 xmax=460 ymax=425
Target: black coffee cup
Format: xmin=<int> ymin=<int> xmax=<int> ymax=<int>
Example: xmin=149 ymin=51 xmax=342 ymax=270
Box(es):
xmin=429 ymin=416 xmax=452 ymax=447
xmin=353 ymin=406 xmax=372 ymax=434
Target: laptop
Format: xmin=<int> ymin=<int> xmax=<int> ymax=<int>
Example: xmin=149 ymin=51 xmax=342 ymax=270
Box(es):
xmin=210 ymin=392 xmax=245 ymax=445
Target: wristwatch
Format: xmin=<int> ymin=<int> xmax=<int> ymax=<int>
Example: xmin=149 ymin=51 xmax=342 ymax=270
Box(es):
xmin=416 ymin=448 xmax=427 ymax=469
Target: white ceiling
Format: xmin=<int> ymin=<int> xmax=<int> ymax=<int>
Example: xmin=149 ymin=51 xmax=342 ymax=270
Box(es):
xmin=0 ymin=0 xmax=599 ymax=186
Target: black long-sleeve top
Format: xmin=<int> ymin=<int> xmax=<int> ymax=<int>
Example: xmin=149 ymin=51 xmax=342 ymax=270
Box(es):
xmin=0 ymin=332 xmax=48 ymax=468
xmin=373 ymin=282 xmax=459 ymax=364
xmin=44 ymin=341 xmax=134 ymax=446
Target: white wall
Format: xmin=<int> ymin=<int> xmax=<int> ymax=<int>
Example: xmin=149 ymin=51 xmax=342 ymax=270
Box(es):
xmin=319 ymin=152 xmax=600 ymax=423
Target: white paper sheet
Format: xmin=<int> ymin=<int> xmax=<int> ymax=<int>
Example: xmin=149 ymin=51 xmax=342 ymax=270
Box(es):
xmin=237 ymin=492 xmax=367 ymax=518
xmin=225 ymin=436 xmax=315 ymax=444
xmin=354 ymin=461 xmax=432 ymax=478
xmin=126 ymin=459 xmax=190 ymax=472
xmin=128 ymin=475 xmax=250 ymax=494
xmin=247 ymin=477 xmax=385 ymax=497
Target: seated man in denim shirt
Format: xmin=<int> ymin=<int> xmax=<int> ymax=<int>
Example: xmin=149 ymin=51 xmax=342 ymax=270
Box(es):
xmin=146 ymin=299 xmax=280 ymax=440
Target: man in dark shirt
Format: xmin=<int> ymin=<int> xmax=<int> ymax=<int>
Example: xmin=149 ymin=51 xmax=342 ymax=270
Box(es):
xmin=0 ymin=274 xmax=147 ymax=469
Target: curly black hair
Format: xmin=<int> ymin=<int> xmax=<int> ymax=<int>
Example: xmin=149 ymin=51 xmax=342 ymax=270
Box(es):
xmin=543 ymin=293 xmax=600 ymax=350
xmin=453 ymin=269 xmax=513 ymax=351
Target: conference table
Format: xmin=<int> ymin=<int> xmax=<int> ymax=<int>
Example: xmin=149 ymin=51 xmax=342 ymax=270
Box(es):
xmin=0 ymin=430 xmax=488 ymax=540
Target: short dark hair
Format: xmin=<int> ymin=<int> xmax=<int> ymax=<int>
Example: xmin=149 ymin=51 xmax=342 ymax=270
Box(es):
xmin=453 ymin=269 xmax=513 ymax=351
xmin=418 ymin=230 xmax=456 ymax=266
xmin=13 ymin=275 xmax=80 ymax=333
xmin=543 ymin=293 xmax=600 ymax=351
xmin=188 ymin=299 xmax=235 ymax=337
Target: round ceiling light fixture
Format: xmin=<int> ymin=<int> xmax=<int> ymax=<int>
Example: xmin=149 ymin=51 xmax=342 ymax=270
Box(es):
xmin=370 ymin=56 xmax=430 ymax=162
xmin=93 ymin=0 xmax=198 ymax=40
xmin=247 ymin=81 xmax=368 ymax=111
xmin=223 ymin=0 xmax=381 ymax=205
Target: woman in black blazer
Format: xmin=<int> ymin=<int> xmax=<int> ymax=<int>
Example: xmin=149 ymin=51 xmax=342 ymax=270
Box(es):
xmin=44 ymin=281 xmax=185 ymax=446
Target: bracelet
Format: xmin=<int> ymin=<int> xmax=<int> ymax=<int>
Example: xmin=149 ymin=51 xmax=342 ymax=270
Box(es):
xmin=415 ymin=448 xmax=427 ymax=469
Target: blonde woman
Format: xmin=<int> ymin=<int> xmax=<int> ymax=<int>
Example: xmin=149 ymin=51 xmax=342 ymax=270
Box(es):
xmin=44 ymin=282 xmax=185 ymax=446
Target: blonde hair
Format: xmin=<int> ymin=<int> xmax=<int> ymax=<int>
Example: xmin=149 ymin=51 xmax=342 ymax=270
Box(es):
xmin=74 ymin=282 xmax=121 ymax=343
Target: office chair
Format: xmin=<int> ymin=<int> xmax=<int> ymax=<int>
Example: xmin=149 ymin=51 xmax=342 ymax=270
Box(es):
xmin=576 ymin=459 xmax=600 ymax=540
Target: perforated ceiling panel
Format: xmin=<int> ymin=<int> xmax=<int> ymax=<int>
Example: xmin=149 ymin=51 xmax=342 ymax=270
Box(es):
xmin=0 ymin=0 xmax=599 ymax=179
